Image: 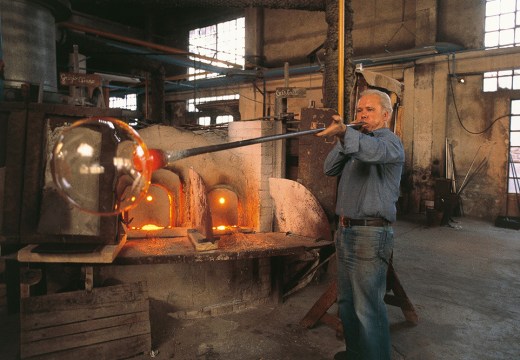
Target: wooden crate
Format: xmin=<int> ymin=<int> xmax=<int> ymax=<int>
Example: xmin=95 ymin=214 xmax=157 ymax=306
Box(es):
xmin=20 ymin=281 xmax=151 ymax=359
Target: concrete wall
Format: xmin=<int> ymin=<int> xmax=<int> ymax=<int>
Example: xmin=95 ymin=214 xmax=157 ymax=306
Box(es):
xmin=95 ymin=258 xmax=272 ymax=317
xmin=261 ymin=9 xmax=327 ymax=67
xmin=228 ymin=120 xmax=283 ymax=232
xmin=347 ymin=0 xmax=520 ymax=219
xmin=369 ymin=47 xmax=519 ymax=219
xmin=164 ymin=1 xmax=519 ymax=220
xmin=255 ymin=0 xmax=519 ymax=220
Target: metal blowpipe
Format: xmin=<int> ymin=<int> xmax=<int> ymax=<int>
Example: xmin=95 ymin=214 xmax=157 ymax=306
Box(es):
xmin=161 ymin=122 xmax=365 ymax=165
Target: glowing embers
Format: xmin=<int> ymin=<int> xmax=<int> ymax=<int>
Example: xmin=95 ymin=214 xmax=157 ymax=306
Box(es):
xmin=125 ymin=184 xmax=173 ymax=231
xmin=212 ymin=225 xmax=254 ymax=236
xmin=209 ymin=188 xmax=239 ymax=231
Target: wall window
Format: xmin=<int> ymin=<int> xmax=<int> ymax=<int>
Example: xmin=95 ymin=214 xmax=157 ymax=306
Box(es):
xmin=509 ymin=100 xmax=520 ymax=193
xmin=216 ymin=115 xmax=233 ymax=124
xmin=484 ymin=0 xmax=520 ymax=48
xmin=188 ymin=17 xmax=245 ymax=80
xmin=483 ymin=68 xmax=520 ymax=92
xmin=109 ymin=93 xmax=137 ymax=110
xmin=187 ymin=94 xmax=239 ymax=126
xmin=198 ymin=116 xmax=211 ymax=126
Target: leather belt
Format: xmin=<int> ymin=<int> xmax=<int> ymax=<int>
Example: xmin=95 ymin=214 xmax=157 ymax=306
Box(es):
xmin=340 ymin=216 xmax=390 ymax=228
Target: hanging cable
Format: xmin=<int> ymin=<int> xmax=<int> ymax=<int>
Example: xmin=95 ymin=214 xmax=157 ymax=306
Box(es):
xmin=384 ymin=0 xmax=416 ymax=52
xmin=447 ymin=55 xmax=511 ymax=135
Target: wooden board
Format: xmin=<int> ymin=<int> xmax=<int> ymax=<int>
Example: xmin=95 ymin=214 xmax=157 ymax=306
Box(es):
xmin=298 ymin=107 xmax=338 ymax=223
xmin=17 ymin=234 xmax=127 ymax=264
xmin=187 ymin=229 xmax=219 ymax=251
xmin=115 ymin=232 xmax=333 ymax=265
xmin=20 ymin=281 xmax=151 ymax=359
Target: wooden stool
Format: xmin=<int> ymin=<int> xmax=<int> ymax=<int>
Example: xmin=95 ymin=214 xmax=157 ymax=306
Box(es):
xmin=300 ymin=255 xmax=418 ymax=336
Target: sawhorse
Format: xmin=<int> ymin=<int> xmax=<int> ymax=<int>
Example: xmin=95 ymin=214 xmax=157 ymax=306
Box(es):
xmin=300 ymin=256 xmax=418 ymax=335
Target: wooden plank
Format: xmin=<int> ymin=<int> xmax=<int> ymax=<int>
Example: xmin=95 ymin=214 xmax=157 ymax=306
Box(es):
xmin=1 ymin=110 xmax=27 ymax=237
xmin=115 ymin=232 xmax=333 ymax=265
xmin=299 ymin=280 xmax=337 ymax=328
xmin=300 ymin=260 xmax=419 ymax=336
xmin=17 ymin=233 xmax=127 ymax=264
xmin=30 ymin=334 xmax=150 ymax=360
xmin=21 ymin=311 xmax=149 ymax=343
xmin=187 ymin=229 xmax=218 ymax=251
xmin=21 ymin=319 xmax=150 ymax=358
xmin=20 ymin=282 xmax=151 ymax=359
xmin=20 ymin=268 xmax=43 ymax=299
xmin=383 ymin=294 xmax=408 ymax=307
xmin=20 ymin=281 xmax=147 ymax=329
xmin=386 ymin=262 xmax=419 ymax=325
xmin=319 ymin=312 xmax=343 ymax=338
xmin=21 ymin=299 xmax=148 ymax=332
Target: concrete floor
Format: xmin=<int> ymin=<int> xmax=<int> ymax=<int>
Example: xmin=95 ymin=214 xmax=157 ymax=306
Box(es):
xmin=1 ymin=214 xmax=519 ymax=359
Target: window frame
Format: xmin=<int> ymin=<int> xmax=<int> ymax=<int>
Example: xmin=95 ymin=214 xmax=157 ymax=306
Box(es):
xmin=509 ymin=99 xmax=520 ymax=194
xmin=484 ymin=0 xmax=520 ymax=49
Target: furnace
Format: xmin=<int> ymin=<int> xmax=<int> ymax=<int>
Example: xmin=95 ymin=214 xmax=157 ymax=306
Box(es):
xmin=3 ymin=100 xmax=334 ymax=319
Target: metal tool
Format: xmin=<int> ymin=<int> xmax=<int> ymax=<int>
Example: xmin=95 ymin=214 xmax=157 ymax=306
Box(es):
xmin=160 ymin=122 xmax=365 ymax=165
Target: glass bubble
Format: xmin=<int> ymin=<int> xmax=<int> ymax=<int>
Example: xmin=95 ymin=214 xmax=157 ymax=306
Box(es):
xmin=51 ymin=117 xmax=151 ymax=216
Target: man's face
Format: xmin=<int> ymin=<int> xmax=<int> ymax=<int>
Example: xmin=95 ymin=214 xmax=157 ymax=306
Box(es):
xmin=355 ymin=94 xmax=389 ymax=133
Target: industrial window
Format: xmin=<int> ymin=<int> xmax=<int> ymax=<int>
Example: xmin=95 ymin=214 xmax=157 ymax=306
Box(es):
xmin=109 ymin=93 xmax=137 ymax=111
xmin=216 ymin=115 xmax=233 ymax=124
xmin=198 ymin=116 xmax=211 ymax=126
xmin=196 ymin=115 xmax=232 ymax=126
xmin=188 ymin=17 xmax=245 ymax=80
xmin=509 ymin=100 xmax=520 ymax=194
xmin=484 ymin=0 xmax=520 ymax=48
xmin=482 ymin=69 xmax=520 ymax=92
xmin=187 ymin=94 xmax=239 ymax=126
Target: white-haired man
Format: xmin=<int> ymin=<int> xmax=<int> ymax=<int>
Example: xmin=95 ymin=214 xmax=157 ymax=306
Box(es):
xmin=317 ymin=89 xmax=404 ymax=360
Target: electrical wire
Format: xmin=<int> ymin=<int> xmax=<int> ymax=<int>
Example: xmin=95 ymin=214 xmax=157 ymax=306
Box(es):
xmin=447 ymin=55 xmax=511 ymax=135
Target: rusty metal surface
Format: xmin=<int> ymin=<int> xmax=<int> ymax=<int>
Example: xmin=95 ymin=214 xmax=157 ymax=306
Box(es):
xmin=114 ymin=232 xmax=332 ymax=265
xmin=298 ymin=107 xmax=338 ymax=222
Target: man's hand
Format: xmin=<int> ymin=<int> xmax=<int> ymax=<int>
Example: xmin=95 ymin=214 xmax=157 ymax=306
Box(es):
xmin=315 ymin=114 xmax=347 ymax=138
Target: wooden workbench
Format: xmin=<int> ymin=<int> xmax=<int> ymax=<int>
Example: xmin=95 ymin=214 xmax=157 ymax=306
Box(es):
xmin=114 ymin=232 xmax=333 ymax=265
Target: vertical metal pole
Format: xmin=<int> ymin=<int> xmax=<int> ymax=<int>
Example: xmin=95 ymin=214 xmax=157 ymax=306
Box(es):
xmin=70 ymin=44 xmax=79 ymax=100
xmin=284 ymin=62 xmax=289 ymax=87
xmin=338 ymin=0 xmax=345 ymax=117
xmin=145 ymin=73 xmax=149 ymax=119
xmin=0 ymin=15 xmax=4 ymax=101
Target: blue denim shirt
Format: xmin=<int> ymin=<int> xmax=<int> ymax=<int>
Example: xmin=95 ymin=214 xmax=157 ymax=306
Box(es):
xmin=323 ymin=127 xmax=404 ymax=223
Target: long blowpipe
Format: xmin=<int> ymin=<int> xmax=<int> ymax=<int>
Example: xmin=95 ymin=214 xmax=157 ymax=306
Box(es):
xmin=158 ymin=123 xmax=364 ymax=166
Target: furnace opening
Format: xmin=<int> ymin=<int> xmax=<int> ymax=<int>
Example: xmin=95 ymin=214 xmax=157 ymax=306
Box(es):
xmin=125 ymin=183 xmax=173 ymax=231
xmin=208 ymin=188 xmax=239 ymax=231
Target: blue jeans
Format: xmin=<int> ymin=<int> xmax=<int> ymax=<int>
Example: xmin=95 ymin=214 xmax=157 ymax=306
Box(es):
xmin=335 ymin=224 xmax=394 ymax=360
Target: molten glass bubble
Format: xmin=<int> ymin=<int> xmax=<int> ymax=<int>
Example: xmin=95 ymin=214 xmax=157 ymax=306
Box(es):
xmin=51 ymin=117 xmax=152 ymax=216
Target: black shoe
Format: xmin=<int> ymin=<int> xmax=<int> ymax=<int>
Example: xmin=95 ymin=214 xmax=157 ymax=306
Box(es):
xmin=333 ymin=351 xmax=347 ymax=360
